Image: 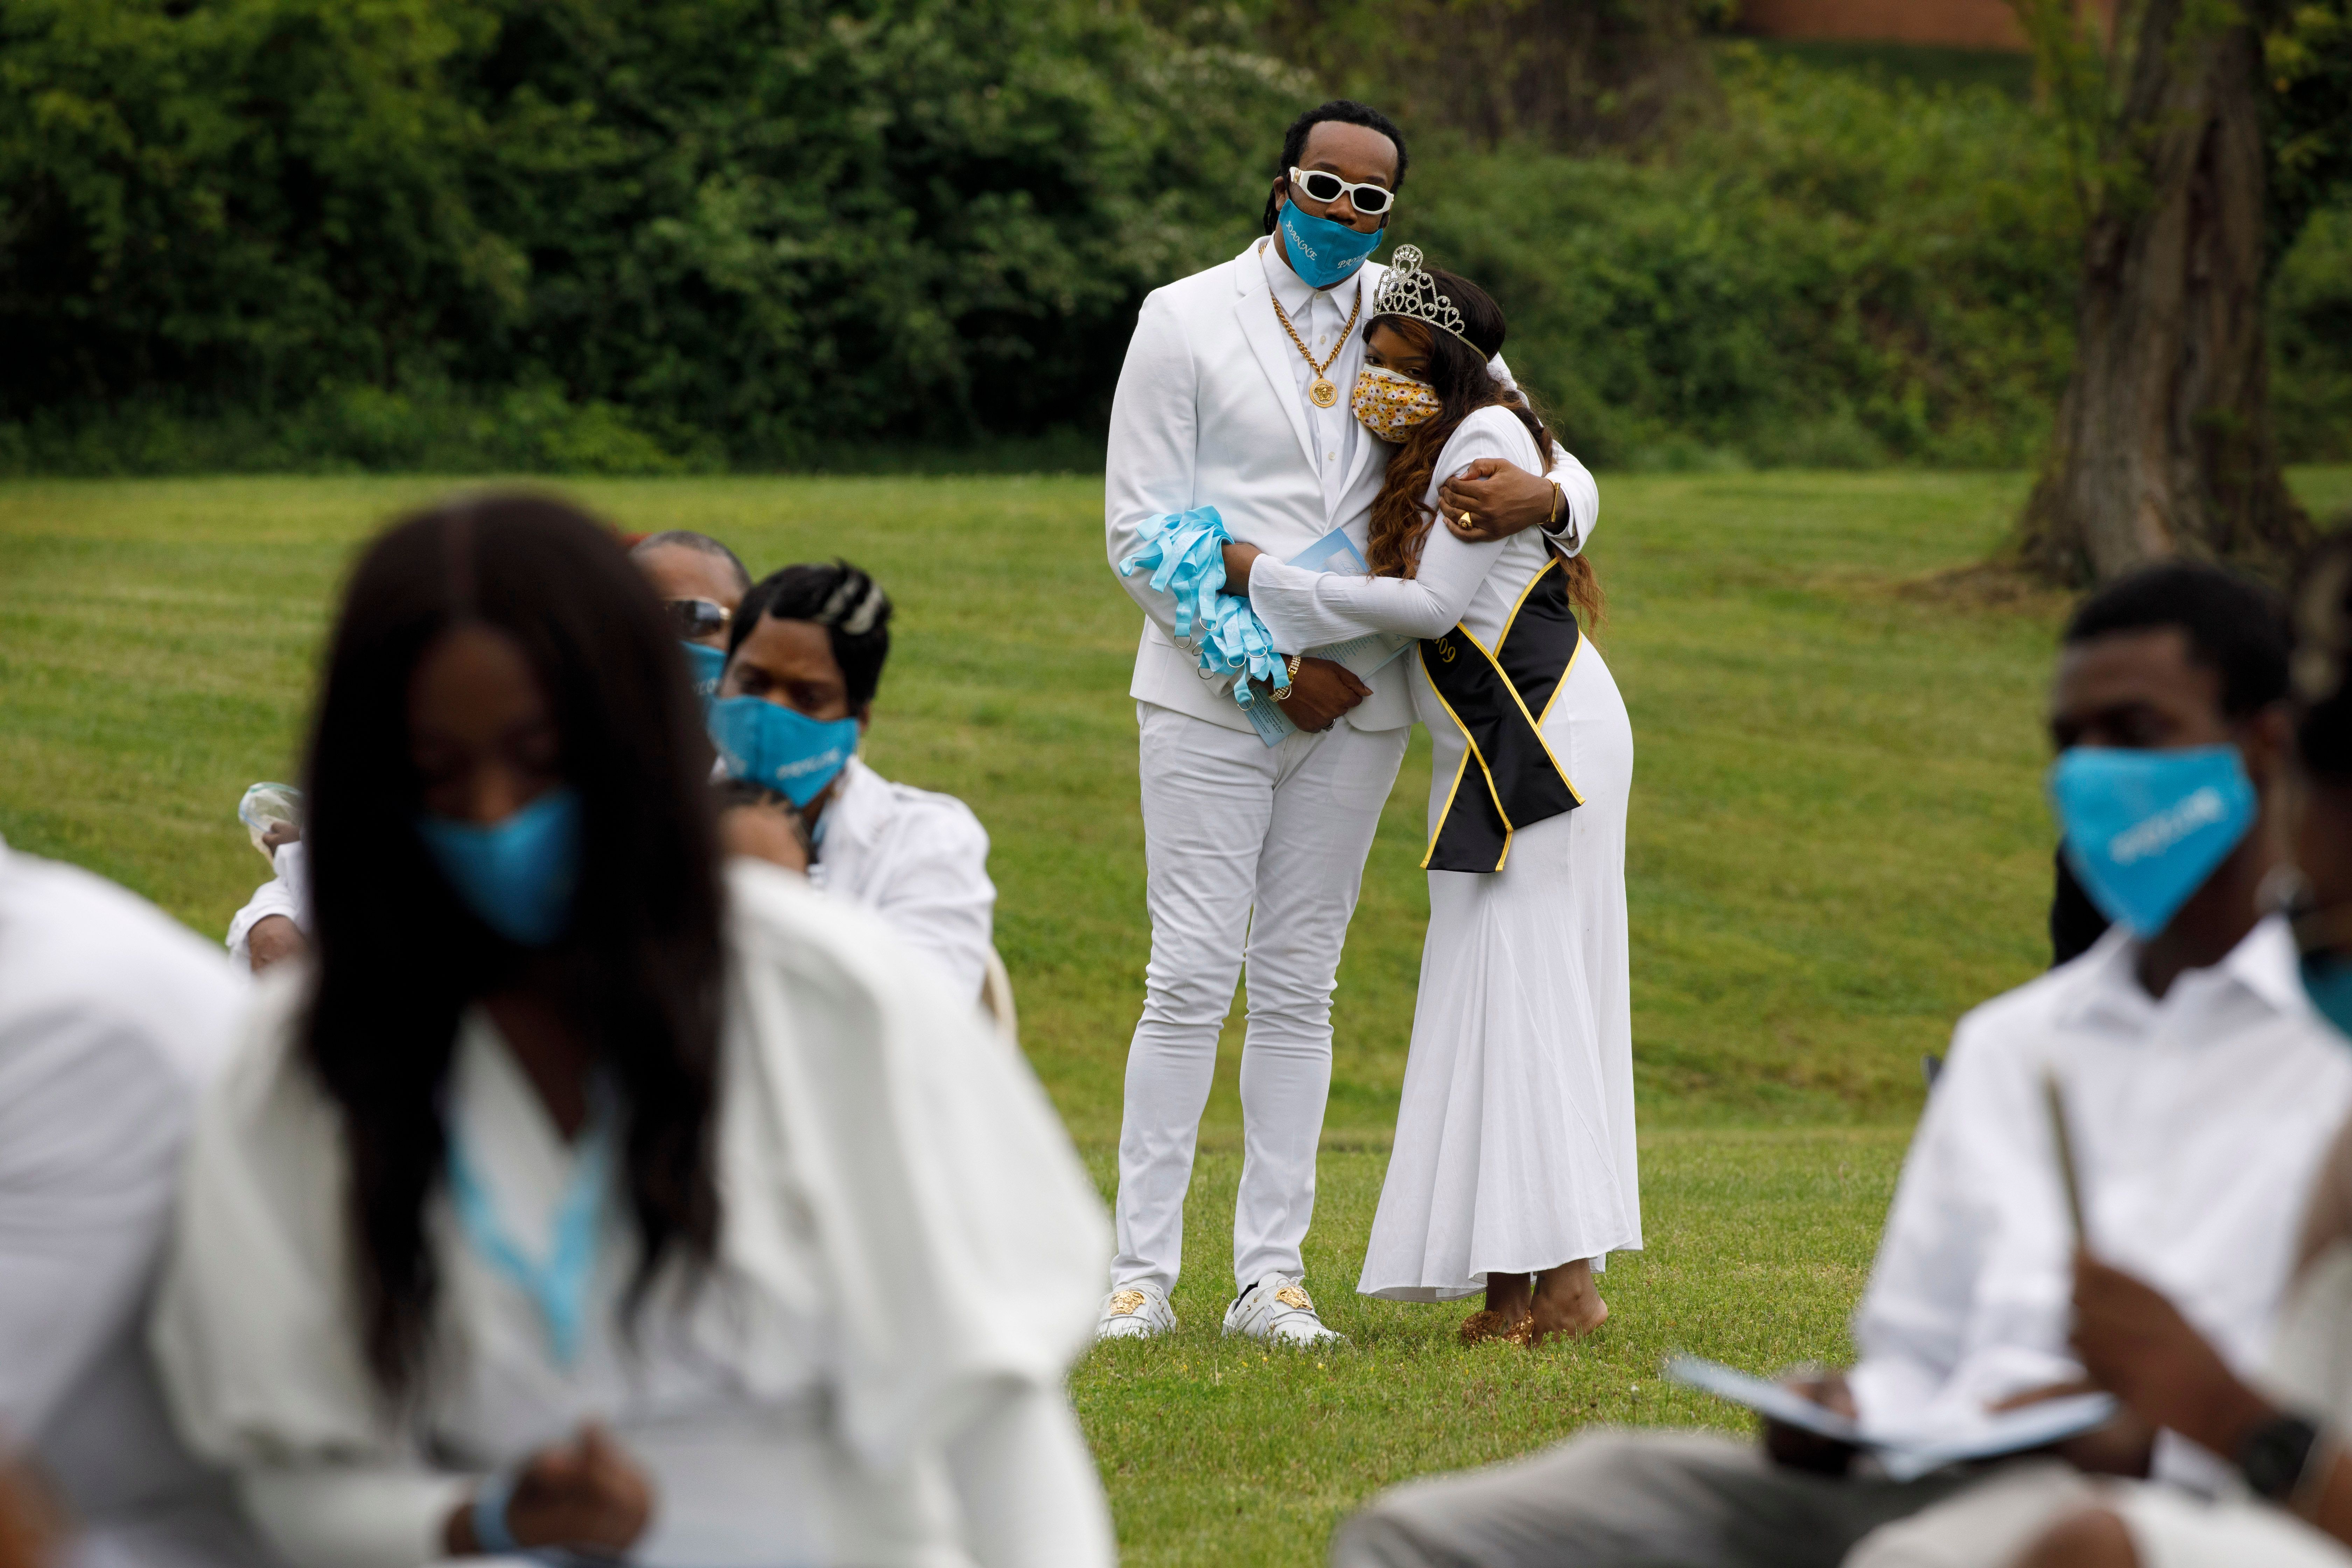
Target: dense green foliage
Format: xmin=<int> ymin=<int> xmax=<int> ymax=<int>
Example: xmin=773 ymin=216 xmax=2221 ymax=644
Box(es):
xmin=1406 ymin=49 xmax=2085 ymax=470
xmin=1 ymin=2 xmax=2345 ymax=472
xmin=0 ymin=0 xmax=1292 ymax=462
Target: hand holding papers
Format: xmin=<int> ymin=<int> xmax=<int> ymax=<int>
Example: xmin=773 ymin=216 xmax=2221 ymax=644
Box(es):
xmin=1662 ymin=1356 xmax=2119 ymax=1482
xmin=1666 ymin=1073 xmax=2127 ymax=1482
xmin=1242 ymin=527 xmax=1415 ymax=748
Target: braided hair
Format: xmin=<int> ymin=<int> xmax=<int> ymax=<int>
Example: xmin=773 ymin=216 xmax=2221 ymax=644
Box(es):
xmin=727 ymin=561 xmax=894 ymax=708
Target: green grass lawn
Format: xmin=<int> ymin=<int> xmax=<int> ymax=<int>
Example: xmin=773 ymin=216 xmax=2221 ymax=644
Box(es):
xmin=5 ymin=467 xmax=2349 ymax=1561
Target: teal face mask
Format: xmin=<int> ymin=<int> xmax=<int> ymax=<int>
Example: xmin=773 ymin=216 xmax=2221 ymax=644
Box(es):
xmin=416 ymin=787 xmax=582 ymax=948
xmin=1278 ymin=202 xmax=1381 ymax=290
xmin=2047 ymin=746 xmax=2257 ymax=938
xmin=709 ymin=696 xmax=859 ymax=808
xmin=681 ymin=641 xmax=727 ymax=708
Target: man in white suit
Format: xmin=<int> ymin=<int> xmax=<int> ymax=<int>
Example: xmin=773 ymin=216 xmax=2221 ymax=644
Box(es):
xmin=1100 ymin=100 xmax=1598 ymax=1345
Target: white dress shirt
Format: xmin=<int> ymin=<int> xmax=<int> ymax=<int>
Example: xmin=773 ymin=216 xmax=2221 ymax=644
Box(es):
xmin=1849 ymin=917 xmax=2352 ymax=1484
xmin=806 ymin=759 xmax=994 ymax=1001
xmin=1260 ymin=243 xmax=1366 ymax=512
xmin=152 ymin=862 xmax=1112 ymax=1568
xmin=0 ymin=836 xmax=276 ymax=1568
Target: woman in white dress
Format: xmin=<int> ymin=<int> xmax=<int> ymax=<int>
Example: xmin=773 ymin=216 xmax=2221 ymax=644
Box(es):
xmin=1222 ymin=248 xmax=1638 ymax=1346
xmin=150 ymin=494 xmax=1114 ymax=1568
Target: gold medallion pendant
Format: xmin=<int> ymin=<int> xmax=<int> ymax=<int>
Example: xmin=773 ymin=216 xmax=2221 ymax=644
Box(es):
xmin=1265 ymin=262 xmax=1365 ymax=419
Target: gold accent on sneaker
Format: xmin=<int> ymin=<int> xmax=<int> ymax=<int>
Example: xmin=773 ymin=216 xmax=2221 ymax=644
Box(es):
xmin=1107 ymin=1289 xmax=1148 ymax=1317
xmin=1273 ymin=1284 xmax=1313 ymax=1311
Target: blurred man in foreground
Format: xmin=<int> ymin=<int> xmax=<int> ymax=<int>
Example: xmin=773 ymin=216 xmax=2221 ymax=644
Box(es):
xmin=1333 ymin=565 xmax=2352 ymax=1568
xmin=2011 ymin=534 xmax=2352 ymax=1568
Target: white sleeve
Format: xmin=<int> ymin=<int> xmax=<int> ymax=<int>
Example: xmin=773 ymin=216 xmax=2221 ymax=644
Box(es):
xmin=1488 ymin=352 xmax=1600 ymax=556
xmin=722 ymin=865 xmax=1109 ymax=1476
xmin=1544 ymin=442 xmax=1600 ymax=556
xmin=0 ymin=1014 xmax=191 ymax=1440
xmin=1847 ymin=1012 xmax=2078 ymax=1431
xmin=867 ymin=808 xmax=996 ymax=1001
xmin=225 ymin=875 xmax=300 ymax=964
xmin=945 ymin=1383 xmax=1114 ymax=1568
xmin=151 ymin=980 xmax=460 ymax=1568
xmin=1246 ymin=410 xmax=1529 ymax=649
xmin=1104 ymin=291 xmax=1199 ymax=640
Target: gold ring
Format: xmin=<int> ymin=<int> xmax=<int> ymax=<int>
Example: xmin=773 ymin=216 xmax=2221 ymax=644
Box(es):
xmin=1459 ymin=510 xmax=1476 ymax=529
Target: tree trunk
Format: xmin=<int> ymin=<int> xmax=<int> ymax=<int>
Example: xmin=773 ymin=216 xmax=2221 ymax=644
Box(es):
xmin=2017 ymin=0 xmax=2311 ymax=584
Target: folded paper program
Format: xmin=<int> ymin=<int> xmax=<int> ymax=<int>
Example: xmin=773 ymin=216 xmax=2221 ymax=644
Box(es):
xmin=1118 ymin=507 xmax=1292 ymax=709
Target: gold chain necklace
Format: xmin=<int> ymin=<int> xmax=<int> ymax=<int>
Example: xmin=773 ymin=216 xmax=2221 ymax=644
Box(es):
xmin=1269 ymin=277 xmax=1364 ymax=411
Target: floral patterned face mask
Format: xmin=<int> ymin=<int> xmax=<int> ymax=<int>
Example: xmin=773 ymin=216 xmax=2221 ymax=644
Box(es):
xmin=1352 ymin=365 xmax=1443 ymax=442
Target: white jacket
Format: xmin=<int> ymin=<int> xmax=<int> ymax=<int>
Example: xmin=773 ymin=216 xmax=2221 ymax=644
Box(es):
xmin=1104 ymin=238 xmax=1596 ymax=736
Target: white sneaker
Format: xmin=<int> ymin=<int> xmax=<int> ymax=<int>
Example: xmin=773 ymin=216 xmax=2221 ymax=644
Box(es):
xmin=1222 ymin=1273 xmax=1345 ymax=1346
xmin=1095 ymin=1281 xmax=1177 ymax=1340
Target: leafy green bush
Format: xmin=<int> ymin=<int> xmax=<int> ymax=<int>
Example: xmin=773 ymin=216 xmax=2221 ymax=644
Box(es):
xmin=0 ymin=0 xmax=1293 ymax=466
xmin=1 ymin=6 xmax=2343 ymax=474
xmin=1404 ymin=47 xmax=2081 ymax=470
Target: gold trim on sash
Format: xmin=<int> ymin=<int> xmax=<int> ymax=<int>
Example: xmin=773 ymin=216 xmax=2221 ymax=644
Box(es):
xmin=1418 ymin=557 xmax=1584 ymax=874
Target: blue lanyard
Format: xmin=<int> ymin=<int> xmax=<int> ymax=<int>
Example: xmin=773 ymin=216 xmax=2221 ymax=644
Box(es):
xmin=446 ymin=1096 xmax=616 ymax=1367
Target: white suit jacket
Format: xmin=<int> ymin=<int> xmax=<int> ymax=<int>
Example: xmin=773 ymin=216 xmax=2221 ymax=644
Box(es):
xmin=1105 ymin=238 xmax=1596 ymax=736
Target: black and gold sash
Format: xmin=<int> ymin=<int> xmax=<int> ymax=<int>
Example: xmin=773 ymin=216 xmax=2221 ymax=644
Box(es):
xmin=1420 ymin=556 xmax=1583 ymax=873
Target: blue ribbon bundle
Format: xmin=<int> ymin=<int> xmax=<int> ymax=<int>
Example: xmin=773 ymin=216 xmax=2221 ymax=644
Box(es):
xmin=1117 ymin=507 xmax=1292 ymax=709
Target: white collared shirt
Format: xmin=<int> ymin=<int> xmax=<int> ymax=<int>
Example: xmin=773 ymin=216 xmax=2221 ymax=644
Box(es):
xmin=1259 ymin=239 xmax=1366 ymax=514
xmin=1849 ymin=916 xmax=2352 ymax=1483
xmin=807 ymin=758 xmax=995 ymax=1001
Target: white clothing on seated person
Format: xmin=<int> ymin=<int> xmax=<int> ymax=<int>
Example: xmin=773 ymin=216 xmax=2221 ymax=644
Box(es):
xmin=1848 ymin=917 xmax=2352 ymax=1491
xmin=0 ymin=836 xmax=280 ymax=1568
xmin=807 ymin=757 xmax=995 ymax=1000
xmin=152 ymin=861 xmax=1112 ymax=1568
xmin=1244 ymin=404 xmax=1639 ymax=1298
xmin=1330 ymin=916 xmax=2352 ymax=1568
xmin=224 ymin=841 xmax=308 ymax=966
xmin=2085 ymin=1160 xmax=2352 ymax=1567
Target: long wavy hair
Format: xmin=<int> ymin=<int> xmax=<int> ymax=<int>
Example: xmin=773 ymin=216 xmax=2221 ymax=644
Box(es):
xmin=299 ymin=493 xmax=727 ymax=1401
xmin=1364 ymin=267 xmax=1605 ymax=629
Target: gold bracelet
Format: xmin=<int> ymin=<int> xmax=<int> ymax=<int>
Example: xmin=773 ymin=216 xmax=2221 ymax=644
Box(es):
xmin=1271 ymin=653 xmax=1303 ymax=703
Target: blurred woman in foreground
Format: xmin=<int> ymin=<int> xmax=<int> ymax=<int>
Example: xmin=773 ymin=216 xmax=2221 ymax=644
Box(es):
xmin=150 ymin=494 xmax=1112 ymax=1568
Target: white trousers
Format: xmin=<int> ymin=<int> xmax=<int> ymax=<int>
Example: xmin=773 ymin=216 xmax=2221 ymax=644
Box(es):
xmin=1113 ymin=702 xmax=1409 ymax=1297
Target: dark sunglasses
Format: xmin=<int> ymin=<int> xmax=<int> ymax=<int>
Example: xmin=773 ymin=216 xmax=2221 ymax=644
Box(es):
xmin=666 ymin=598 xmax=732 ymax=638
xmin=1289 ymin=166 xmax=1393 ymax=216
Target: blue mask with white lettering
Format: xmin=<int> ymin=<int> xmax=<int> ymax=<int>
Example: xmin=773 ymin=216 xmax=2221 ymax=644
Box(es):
xmin=2048 ymin=746 xmax=2257 ymax=938
xmin=710 ymin=696 xmax=859 ymax=808
xmin=681 ymin=641 xmax=727 ymax=709
xmin=416 ymin=788 xmax=582 ymax=948
xmin=1278 ymin=202 xmax=1382 ymax=290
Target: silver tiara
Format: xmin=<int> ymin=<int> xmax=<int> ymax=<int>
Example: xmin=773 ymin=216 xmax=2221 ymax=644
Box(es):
xmin=1372 ymin=245 xmax=1471 ymax=346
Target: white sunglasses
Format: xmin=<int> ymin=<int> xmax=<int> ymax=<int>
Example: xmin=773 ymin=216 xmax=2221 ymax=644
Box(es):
xmin=1288 ymin=166 xmax=1394 ymax=217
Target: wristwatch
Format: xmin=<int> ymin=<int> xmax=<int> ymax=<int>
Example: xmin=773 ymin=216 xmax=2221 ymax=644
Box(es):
xmin=2239 ymin=1412 xmax=2325 ymax=1503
